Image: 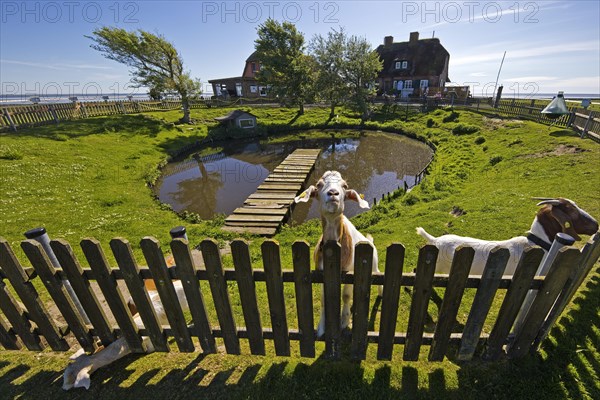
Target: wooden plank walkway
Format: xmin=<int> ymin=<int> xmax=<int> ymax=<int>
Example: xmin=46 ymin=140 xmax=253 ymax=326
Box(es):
xmin=223 ymin=149 xmax=321 ymax=236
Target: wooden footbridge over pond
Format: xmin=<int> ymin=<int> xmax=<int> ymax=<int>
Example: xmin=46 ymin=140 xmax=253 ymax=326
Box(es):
xmin=223 ymin=149 xmax=321 ymax=236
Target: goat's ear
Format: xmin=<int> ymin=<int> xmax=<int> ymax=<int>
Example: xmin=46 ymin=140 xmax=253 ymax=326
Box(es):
xmin=346 ymin=189 xmax=370 ymax=209
xmin=294 ymin=185 xmax=318 ymax=203
xmin=550 ymin=207 xmax=581 ymax=240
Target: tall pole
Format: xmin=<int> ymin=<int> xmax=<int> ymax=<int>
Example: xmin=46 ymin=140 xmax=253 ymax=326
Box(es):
xmin=492 ymin=51 xmax=506 ymax=99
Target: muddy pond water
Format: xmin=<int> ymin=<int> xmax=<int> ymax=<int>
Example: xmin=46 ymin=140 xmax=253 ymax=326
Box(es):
xmin=154 ymin=130 xmax=433 ymax=225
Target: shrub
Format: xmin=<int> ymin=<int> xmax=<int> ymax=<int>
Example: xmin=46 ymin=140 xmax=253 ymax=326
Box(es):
xmin=402 ymin=192 xmax=420 ymax=206
xmin=442 ymin=111 xmax=459 ymax=123
xmin=489 ymin=155 xmax=503 ymax=166
xmin=474 ymin=136 xmax=486 ymax=145
xmin=452 ymin=124 xmax=479 ymax=135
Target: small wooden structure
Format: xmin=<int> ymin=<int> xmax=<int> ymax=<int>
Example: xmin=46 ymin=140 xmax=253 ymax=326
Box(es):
xmin=214 ymin=110 xmax=257 ymax=130
xmin=0 ymin=232 xmax=598 ymax=360
xmin=223 ymin=148 xmax=321 ymax=236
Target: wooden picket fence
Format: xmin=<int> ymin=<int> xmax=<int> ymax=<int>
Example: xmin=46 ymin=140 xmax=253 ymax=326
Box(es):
xmin=493 ymin=99 xmax=600 ymax=141
xmin=1 ymin=233 xmax=599 ymax=361
xmin=0 ymin=98 xmax=243 ymax=132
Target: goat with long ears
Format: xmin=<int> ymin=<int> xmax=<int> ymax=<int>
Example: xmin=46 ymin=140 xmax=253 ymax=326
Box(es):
xmin=416 ymin=198 xmax=598 ymax=276
xmin=295 ymin=171 xmax=382 ymax=338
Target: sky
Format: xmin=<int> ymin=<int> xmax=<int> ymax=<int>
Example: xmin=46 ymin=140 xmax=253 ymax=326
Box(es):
xmin=1 ymin=0 xmax=599 ymax=99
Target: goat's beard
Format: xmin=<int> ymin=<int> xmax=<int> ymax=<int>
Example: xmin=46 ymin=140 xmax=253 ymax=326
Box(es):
xmin=323 ymin=200 xmax=343 ymax=215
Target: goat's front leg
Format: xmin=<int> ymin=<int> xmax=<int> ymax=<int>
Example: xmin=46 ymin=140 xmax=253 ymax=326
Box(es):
xmin=341 ymin=283 xmax=353 ymax=330
xmin=317 ymin=286 xmax=326 ymax=338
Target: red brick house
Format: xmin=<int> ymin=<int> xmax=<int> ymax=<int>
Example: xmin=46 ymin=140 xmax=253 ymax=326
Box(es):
xmin=375 ymin=32 xmax=450 ymax=97
xmin=208 ymin=52 xmax=269 ymax=98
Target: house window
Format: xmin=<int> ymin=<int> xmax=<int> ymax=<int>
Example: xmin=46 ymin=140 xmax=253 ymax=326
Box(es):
xmin=235 ymin=83 xmax=243 ymax=97
xmin=420 ymin=80 xmax=429 ymax=88
xmin=250 ymin=85 xmax=258 ymax=93
xmin=395 ymin=61 xmax=408 ymax=69
xmin=396 ymin=80 xmax=403 ymax=90
xmin=251 ymin=63 xmax=256 ymax=73
xmin=259 ymin=86 xmax=268 ymax=96
xmin=239 ymin=118 xmax=255 ymax=128
xmin=402 ymin=61 xmax=408 ymax=69
xmin=404 ymin=80 xmax=413 ymax=89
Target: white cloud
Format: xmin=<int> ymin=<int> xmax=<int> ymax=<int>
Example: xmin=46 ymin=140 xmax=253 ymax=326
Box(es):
xmin=505 ymin=76 xmax=558 ymax=82
xmin=451 ymin=40 xmax=599 ymax=66
xmin=1 ymin=59 xmax=112 ymax=71
xmin=470 ymin=72 xmax=488 ymax=77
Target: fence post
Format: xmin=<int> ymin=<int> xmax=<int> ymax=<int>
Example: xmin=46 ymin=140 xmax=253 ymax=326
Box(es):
xmin=428 ymin=246 xmax=474 ymax=361
xmin=484 ymin=247 xmax=544 ymax=360
xmin=2 ymin=108 xmax=17 ymax=131
xmin=292 ymin=241 xmax=315 ymax=357
xmin=508 ymin=247 xmax=581 ymax=358
xmin=201 ymin=239 xmax=240 ymax=354
xmin=21 ymin=240 xmax=97 ymax=353
xmin=404 ymin=245 xmax=438 ymax=361
xmin=81 ymin=238 xmax=147 ymax=353
xmin=232 ymin=239 xmax=265 ymax=355
xmin=377 ymin=243 xmax=405 ymax=360
xmin=0 ymin=274 xmax=40 ymax=350
xmin=170 ymin=238 xmax=216 ymax=354
xmin=350 ymin=242 xmax=374 ymax=360
xmin=24 ymin=228 xmax=91 ymax=325
xmin=110 ymin=238 xmax=169 ymax=352
xmin=323 ymin=240 xmax=342 ymax=359
xmin=0 ymin=239 xmax=68 ymax=351
xmin=512 ymin=233 xmax=575 ymax=337
xmin=581 ymin=112 xmax=593 ymax=138
xmin=457 ymin=247 xmax=510 ymax=361
xmin=48 ymin=104 xmax=59 ymax=123
xmin=531 ymin=232 xmax=600 ymax=351
xmin=0 ymin=315 xmax=21 ymax=350
xmin=262 ymin=240 xmax=291 ymax=356
xmin=51 ymin=239 xmax=115 ymax=347
xmin=141 ymin=237 xmax=195 ymax=352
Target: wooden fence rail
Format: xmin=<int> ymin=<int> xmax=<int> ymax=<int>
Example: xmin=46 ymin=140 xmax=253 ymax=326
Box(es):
xmin=1 ymin=232 xmax=599 ymax=362
xmin=0 ymin=98 xmax=245 ymax=132
xmin=490 ymin=99 xmax=600 ymax=142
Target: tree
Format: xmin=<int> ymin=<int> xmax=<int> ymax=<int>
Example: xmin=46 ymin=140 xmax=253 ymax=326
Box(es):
xmin=309 ymin=28 xmax=347 ymax=119
xmin=344 ymin=35 xmax=382 ymax=122
xmin=86 ymin=27 xmax=201 ymax=123
xmin=254 ymin=19 xmax=314 ymax=115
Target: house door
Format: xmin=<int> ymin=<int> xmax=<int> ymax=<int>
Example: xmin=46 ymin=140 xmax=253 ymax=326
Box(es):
xmin=236 ymin=83 xmax=243 ymax=97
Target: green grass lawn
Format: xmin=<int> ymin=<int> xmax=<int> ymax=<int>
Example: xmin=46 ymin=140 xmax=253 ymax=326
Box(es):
xmin=1 ymin=105 xmax=599 ymax=399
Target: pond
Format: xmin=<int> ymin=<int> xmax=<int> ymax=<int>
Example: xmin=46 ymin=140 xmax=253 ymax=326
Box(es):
xmin=154 ymin=130 xmax=433 ymax=224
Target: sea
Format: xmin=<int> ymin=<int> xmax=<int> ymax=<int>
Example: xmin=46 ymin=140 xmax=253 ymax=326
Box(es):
xmin=0 ymin=92 xmax=215 ymax=105
xmin=0 ymin=92 xmax=596 ymax=105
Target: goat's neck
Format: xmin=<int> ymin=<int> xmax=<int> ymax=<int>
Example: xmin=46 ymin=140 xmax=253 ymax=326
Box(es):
xmin=321 ymin=215 xmax=345 ymax=242
xmin=529 ymin=216 xmax=553 ymax=244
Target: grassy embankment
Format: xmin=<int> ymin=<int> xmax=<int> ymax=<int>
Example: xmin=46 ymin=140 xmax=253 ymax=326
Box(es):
xmin=0 ymin=105 xmax=598 ymax=399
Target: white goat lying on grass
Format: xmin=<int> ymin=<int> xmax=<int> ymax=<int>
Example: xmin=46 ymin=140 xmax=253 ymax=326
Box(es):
xmin=295 ymin=170 xmax=383 ymax=338
xmin=416 ymin=198 xmax=598 ymax=275
xmin=63 ymin=272 xmax=189 ymax=390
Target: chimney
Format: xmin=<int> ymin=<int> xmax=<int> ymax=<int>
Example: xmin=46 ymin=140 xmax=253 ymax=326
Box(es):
xmin=409 ymin=31 xmax=419 ymax=43
xmin=384 ymin=36 xmax=393 ymax=47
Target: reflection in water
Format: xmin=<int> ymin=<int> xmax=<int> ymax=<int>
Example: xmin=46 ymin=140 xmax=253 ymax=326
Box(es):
xmin=154 ymin=131 xmax=433 ymax=223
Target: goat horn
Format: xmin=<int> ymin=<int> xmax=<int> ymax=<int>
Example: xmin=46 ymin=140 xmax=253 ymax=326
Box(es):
xmin=536 ymin=199 xmax=561 ymax=206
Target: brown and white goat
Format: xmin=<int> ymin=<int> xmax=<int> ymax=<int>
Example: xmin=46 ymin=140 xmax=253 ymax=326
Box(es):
xmin=295 ymin=170 xmax=382 ymax=338
xmin=62 ymin=256 xmax=189 ymax=391
xmin=416 ymin=198 xmax=598 ymax=275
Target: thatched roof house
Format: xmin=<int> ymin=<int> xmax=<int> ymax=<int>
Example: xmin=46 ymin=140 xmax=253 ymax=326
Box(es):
xmin=375 ymin=32 xmax=450 ymax=97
